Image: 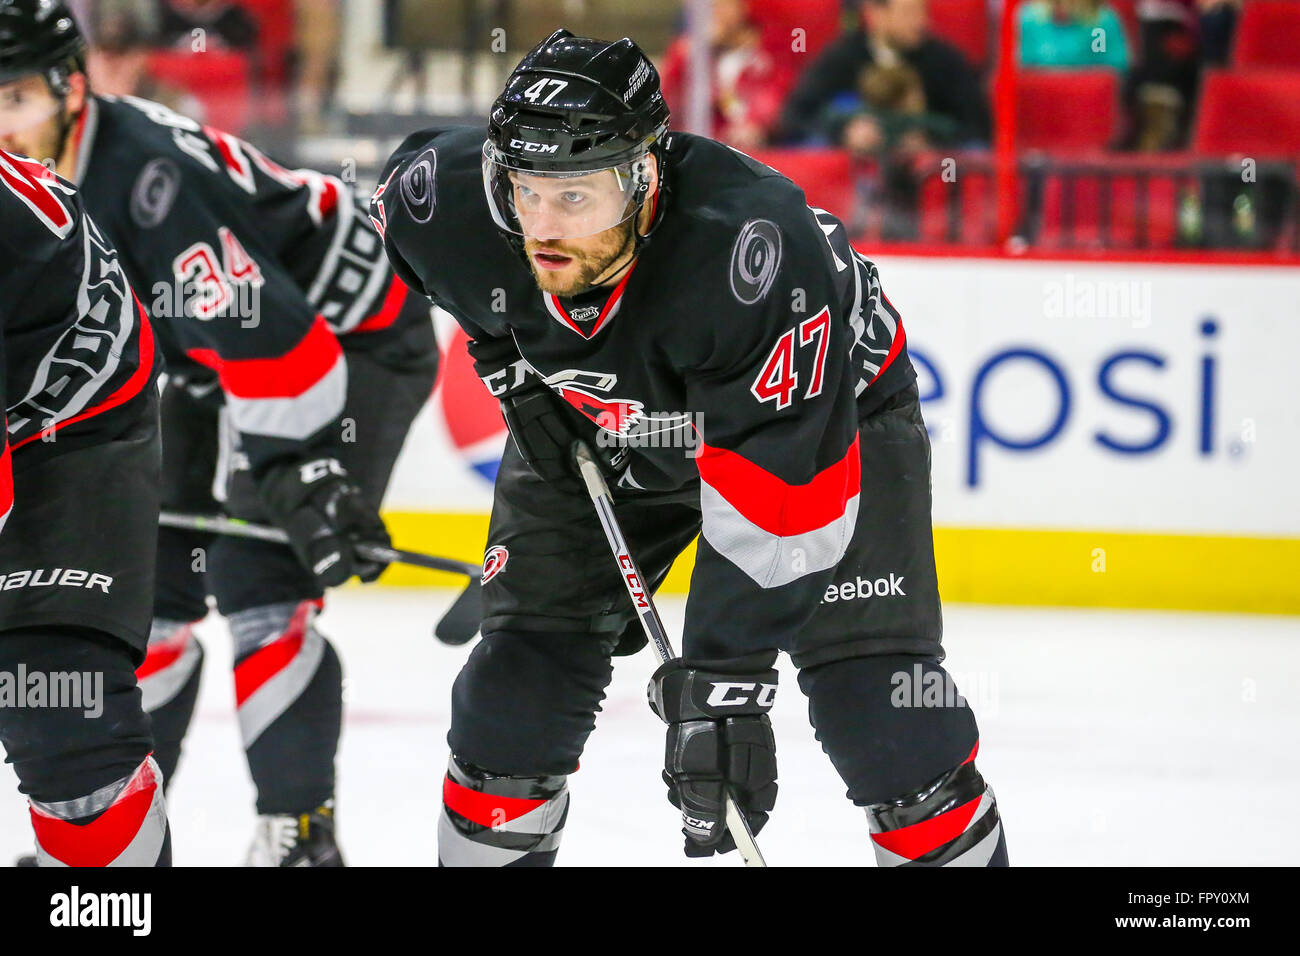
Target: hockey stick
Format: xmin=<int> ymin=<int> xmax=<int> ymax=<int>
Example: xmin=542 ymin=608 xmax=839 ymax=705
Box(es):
xmin=572 ymin=444 xmax=768 ymax=868
xmin=158 ymin=512 xmax=483 ymax=646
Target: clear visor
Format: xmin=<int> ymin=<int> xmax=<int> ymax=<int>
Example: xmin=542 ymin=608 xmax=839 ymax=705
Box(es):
xmin=0 ymin=84 xmax=61 ymax=137
xmin=483 ymin=142 xmax=651 ymax=241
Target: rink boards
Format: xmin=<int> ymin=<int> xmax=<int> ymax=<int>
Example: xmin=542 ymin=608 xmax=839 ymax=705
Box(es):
xmin=376 ymin=256 xmax=1300 ymax=614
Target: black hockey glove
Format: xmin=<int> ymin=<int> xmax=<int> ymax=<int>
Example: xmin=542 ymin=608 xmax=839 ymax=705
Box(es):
xmin=257 ymin=457 xmax=391 ymax=588
xmin=468 ymin=335 xmax=623 ymax=483
xmin=647 ymin=657 xmax=779 ymax=858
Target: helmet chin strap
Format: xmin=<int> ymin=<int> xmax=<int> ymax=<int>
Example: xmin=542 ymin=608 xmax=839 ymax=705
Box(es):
xmin=586 ymin=177 xmax=660 ymax=289
xmin=50 ymin=100 xmax=77 ymax=170
xmin=587 ymin=228 xmax=638 ymax=289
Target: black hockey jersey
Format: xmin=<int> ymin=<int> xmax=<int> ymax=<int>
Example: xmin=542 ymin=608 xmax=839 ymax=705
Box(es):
xmin=68 ymin=94 xmax=428 ymax=475
xmin=0 ymin=150 xmax=159 ymax=533
xmin=374 ymin=127 xmax=915 ymax=649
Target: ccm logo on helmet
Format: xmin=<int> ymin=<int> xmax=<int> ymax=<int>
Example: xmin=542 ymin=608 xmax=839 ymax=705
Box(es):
xmin=510 ymin=140 xmax=559 ymax=154
xmin=706 ymin=682 xmax=777 ymax=709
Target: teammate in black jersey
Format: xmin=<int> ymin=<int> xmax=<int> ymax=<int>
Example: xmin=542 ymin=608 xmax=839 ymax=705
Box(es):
xmin=0 ymin=1 xmax=439 ymax=865
xmin=376 ymin=31 xmax=1008 ymax=866
xmin=0 ymin=148 xmax=170 ymax=866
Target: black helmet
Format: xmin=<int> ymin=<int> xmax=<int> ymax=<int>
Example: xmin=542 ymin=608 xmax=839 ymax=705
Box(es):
xmin=0 ymin=0 xmax=86 ymax=93
xmin=487 ymin=29 xmax=669 ymax=173
xmin=483 ymin=30 xmax=671 ymax=261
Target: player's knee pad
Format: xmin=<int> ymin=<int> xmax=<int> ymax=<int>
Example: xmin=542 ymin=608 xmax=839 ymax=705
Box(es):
xmin=865 ymin=744 xmax=1007 ymax=867
xmin=229 ymin=599 xmax=337 ymax=750
xmin=448 ymin=629 xmax=614 ymax=776
xmin=799 ymin=653 xmax=981 ymax=804
xmin=0 ymin=627 xmax=171 ymax=866
xmin=0 ymin=627 xmax=154 ymax=796
xmin=438 ymin=756 xmax=569 ymax=867
xmin=30 ymin=756 xmax=171 ymax=867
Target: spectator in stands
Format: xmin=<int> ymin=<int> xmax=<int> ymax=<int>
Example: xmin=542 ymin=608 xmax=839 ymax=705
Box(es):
xmin=1018 ymin=0 xmax=1132 ymax=72
xmin=1125 ymin=0 xmax=1205 ymax=150
xmin=82 ymin=0 xmax=204 ymax=116
xmin=819 ymin=60 xmax=959 ymax=157
xmin=294 ymin=0 xmax=342 ymax=134
xmin=1198 ymin=0 xmax=1241 ymax=67
xmin=658 ymin=0 xmax=792 ymax=150
xmin=776 ymin=0 xmax=990 ymax=148
xmin=159 ymin=0 xmax=258 ymax=51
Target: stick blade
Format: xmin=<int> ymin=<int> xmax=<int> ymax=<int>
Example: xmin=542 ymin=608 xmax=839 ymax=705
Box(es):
xmin=434 ymin=578 xmax=482 ymax=646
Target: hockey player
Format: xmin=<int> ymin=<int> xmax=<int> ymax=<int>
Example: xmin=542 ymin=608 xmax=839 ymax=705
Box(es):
xmin=0 ymin=1 xmax=439 ymax=865
xmin=0 ymin=148 xmax=169 ymax=866
xmin=375 ymin=31 xmax=1008 ymax=866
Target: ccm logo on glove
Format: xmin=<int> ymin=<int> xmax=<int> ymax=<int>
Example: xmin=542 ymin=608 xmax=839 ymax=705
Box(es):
xmin=705 ymin=682 xmax=777 ymax=709
xmin=298 ymin=458 xmax=347 ymax=484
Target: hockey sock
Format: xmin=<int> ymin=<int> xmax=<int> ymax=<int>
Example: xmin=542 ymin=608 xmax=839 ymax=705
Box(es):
xmin=135 ymin=619 xmax=205 ymax=787
xmin=799 ymin=653 xmax=1008 ymax=865
xmin=229 ymin=600 xmax=342 ymax=815
xmin=866 ymin=742 xmax=1008 ymax=866
xmin=438 ymin=756 xmax=569 ymax=867
xmin=29 ymin=756 xmax=171 ymax=867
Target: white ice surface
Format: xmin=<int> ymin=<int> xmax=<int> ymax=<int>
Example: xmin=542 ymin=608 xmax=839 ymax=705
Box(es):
xmin=2 ymin=591 xmax=1297 ymax=866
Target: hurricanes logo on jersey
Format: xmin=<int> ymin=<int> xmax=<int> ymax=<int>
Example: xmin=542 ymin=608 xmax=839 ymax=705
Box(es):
xmin=482 ymin=546 xmax=509 ymax=584
xmin=546 ymin=370 xmax=645 ymax=437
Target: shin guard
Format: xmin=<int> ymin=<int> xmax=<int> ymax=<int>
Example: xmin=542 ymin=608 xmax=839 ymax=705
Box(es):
xmin=30 ymin=756 xmax=171 ymax=867
xmin=230 ymin=600 xmax=341 ymax=814
xmin=438 ymin=757 xmax=569 ymax=867
xmin=866 ymin=743 xmax=1008 ymax=867
xmin=136 ymin=619 xmax=205 ymax=786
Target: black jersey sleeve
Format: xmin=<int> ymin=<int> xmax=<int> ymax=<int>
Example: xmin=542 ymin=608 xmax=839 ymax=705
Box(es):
xmin=370 ymin=127 xmax=509 ymax=343
xmin=100 ymin=100 xmax=348 ymax=475
xmin=681 ymin=200 xmax=866 ymax=657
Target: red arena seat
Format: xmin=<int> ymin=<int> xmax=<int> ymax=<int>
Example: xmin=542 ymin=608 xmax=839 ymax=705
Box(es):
xmin=1017 ymin=70 xmax=1120 ymax=152
xmin=1193 ymin=69 xmax=1300 ymax=156
xmin=1233 ymin=0 xmax=1300 ymax=70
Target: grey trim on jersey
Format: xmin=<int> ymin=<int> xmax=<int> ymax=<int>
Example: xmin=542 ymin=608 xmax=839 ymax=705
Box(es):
xmin=5 ymin=218 xmax=133 ymax=440
xmin=71 ymin=96 xmax=99 ymax=187
xmin=306 ymin=199 xmax=392 ymax=334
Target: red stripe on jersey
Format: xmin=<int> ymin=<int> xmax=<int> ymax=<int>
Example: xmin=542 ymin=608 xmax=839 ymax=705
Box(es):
xmin=963 ymin=739 xmax=979 ymax=765
xmin=870 ymin=793 xmax=982 ymax=861
xmin=0 ymin=433 xmax=12 ymax=528
xmin=695 ymin=433 xmax=861 ymax=537
xmin=11 ymin=298 xmax=158 ymax=452
xmin=317 ymin=178 xmax=340 ymax=219
xmin=29 ymin=759 xmax=160 ymax=866
xmin=352 ymin=274 xmax=408 ymax=333
xmin=186 ymin=315 xmax=343 ymax=400
xmin=0 ymin=151 xmax=73 ymax=236
xmin=442 ymin=774 xmax=545 ymax=828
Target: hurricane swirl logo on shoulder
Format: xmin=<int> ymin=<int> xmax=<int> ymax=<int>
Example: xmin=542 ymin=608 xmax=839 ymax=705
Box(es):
xmin=729 ymin=218 xmax=782 ymax=305
xmin=482 ymin=546 xmax=509 ymax=584
xmin=400 ymin=148 xmax=438 ymax=224
xmin=130 ymin=158 xmax=180 ymax=229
